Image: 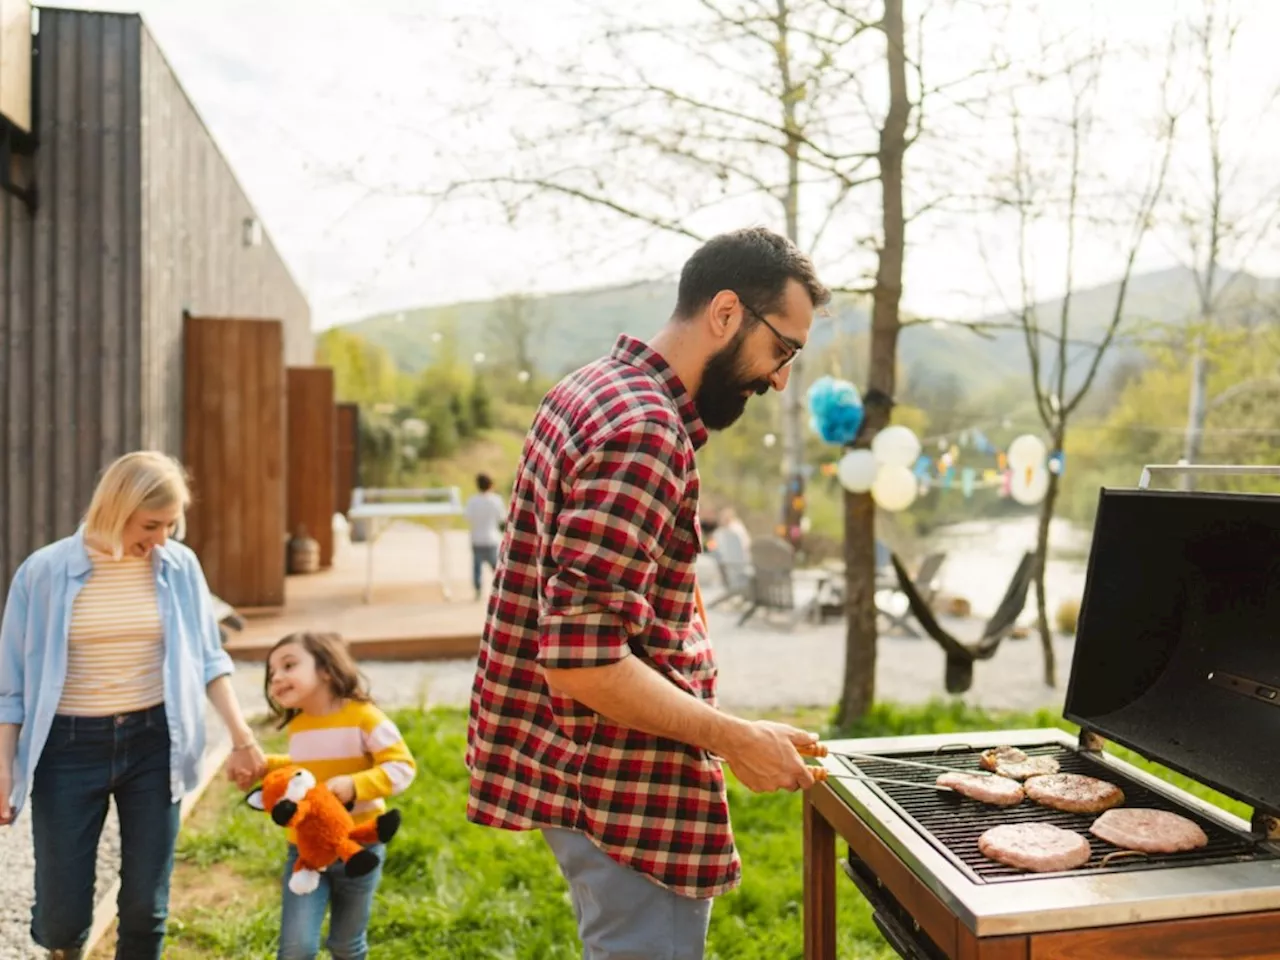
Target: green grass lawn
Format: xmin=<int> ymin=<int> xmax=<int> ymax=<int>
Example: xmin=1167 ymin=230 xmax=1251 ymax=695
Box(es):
xmin=146 ymin=702 xmax=1249 ymax=959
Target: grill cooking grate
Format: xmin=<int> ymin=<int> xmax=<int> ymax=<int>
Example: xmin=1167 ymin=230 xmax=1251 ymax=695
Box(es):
xmin=838 ymin=743 xmax=1275 ymax=883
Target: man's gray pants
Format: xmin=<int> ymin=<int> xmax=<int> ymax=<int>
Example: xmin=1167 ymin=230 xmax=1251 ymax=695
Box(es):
xmin=542 ymin=828 xmax=713 ymax=960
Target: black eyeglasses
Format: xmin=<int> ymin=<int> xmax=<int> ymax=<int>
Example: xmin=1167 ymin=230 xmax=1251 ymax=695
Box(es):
xmin=740 ymin=300 xmax=803 ymax=372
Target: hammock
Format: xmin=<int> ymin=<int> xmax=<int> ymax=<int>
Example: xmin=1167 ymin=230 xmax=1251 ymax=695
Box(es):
xmin=890 ymin=550 xmax=1036 ymax=694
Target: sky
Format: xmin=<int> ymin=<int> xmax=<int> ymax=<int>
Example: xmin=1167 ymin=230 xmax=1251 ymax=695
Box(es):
xmin=38 ymin=0 xmax=1280 ymax=329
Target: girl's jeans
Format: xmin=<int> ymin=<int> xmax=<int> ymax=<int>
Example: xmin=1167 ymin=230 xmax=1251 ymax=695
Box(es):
xmin=277 ymin=842 xmax=384 ymax=960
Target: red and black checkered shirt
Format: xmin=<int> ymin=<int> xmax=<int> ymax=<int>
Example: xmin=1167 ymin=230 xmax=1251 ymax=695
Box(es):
xmin=466 ymin=334 xmax=739 ymax=899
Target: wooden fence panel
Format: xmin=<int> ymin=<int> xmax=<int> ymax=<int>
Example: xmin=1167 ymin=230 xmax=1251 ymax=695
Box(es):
xmin=286 ymin=367 xmax=336 ymax=568
xmin=183 ymin=315 xmax=286 ymax=608
xmin=335 ymin=402 xmax=359 ymax=516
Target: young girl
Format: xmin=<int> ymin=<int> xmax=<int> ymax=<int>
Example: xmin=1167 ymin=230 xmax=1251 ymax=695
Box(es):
xmin=262 ymin=632 xmax=416 ymax=960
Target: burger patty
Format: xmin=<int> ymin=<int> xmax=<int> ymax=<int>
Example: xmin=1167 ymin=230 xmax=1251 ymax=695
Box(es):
xmin=1089 ymin=808 xmax=1209 ymax=854
xmin=935 ymin=771 xmax=1025 ymax=807
xmin=979 ymin=745 xmax=1060 ymax=781
xmin=1025 ymin=773 xmax=1125 ymax=814
xmin=978 ymin=822 xmax=1092 ymax=872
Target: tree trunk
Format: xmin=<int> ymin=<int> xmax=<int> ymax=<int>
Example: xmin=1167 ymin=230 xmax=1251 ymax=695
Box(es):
xmin=1032 ymin=443 xmax=1063 ymax=688
xmin=777 ymin=0 xmax=806 ymax=549
xmin=836 ymin=0 xmax=908 ymax=726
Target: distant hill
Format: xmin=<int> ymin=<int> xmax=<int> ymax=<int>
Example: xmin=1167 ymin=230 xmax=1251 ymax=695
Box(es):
xmin=341 ymin=267 xmax=1277 ymax=393
xmin=914 ymin=267 xmax=1279 ymax=390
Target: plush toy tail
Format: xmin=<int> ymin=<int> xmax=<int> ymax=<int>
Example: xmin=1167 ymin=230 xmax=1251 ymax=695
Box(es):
xmin=290 ymin=860 xmax=323 ymax=896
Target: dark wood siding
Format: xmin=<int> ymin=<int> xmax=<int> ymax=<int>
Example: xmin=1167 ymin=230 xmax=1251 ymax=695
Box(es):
xmin=1 ymin=9 xmax=312 ymax=595
xmin=286 ymin=368 xmax=336 ymax=568
xmin=138 ymin=25 xmax=311 ymax=459
xmin=183 ymin=316 xmax=287 ymax=608
xmin=0 ymin=11 xmax=143 ymax=591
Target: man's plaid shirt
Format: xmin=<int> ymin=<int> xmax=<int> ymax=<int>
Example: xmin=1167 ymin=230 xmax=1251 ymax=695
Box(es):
xmin=466 ymin=335 xmax=740 ymax=899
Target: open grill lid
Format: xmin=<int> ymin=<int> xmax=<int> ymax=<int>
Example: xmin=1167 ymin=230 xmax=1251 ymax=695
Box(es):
xmin=1063 ymin=470 xmax=1280 ymax=820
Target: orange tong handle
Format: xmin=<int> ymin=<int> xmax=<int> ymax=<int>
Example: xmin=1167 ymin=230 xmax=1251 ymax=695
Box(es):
xmin=796 ymin=741 xmax=829 ymax=758
xmin=810 ymin=767 xmax=830 ymax=782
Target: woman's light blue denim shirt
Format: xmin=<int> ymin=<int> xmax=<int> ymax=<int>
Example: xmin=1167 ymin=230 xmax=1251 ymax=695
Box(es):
xmin=0 ymin=529 xmax=234 ymax=818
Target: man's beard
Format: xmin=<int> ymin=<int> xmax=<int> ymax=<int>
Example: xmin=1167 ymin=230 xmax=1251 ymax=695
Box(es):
xmin=694 ymin=333 xmax=773 ymax=431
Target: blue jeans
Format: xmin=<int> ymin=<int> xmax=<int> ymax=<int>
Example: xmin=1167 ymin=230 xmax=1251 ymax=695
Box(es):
xmin=30 ymin=705 xmax=180 ymax=959
xmin=542 ymin=828 xmax=712 ymax=960
xmin=471 ymin=544 xmax=499 ymax=593
xmin=278 ymin=842 xmax=384 ymax=960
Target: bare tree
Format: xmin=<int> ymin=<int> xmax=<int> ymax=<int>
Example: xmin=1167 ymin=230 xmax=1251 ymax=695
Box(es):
xmin=987 ymin=38 xmax=1180 ymax=686
xmin=412 ymin=0 xmax=889 ymax=541
xmin=485 ymin=293 xmax=550 ymax=397
xmin=1176 ymin=0 xmax=1280 ymax=484
xmin=351 ymin=0 xmax=1004 ymax=722
xmin=834 ymin=0 xmax=910 ymax=726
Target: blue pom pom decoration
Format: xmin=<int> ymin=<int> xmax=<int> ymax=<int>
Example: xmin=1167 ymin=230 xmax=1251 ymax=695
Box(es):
xmin=805 ymin=376 xmax=864 ymax=446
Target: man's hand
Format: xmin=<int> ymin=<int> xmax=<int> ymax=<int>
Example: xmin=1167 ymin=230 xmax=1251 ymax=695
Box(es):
xmin=326 ymin=775 xmax=357 ymax=805
xmin=718 ymin=720 xmax=819 ymax=793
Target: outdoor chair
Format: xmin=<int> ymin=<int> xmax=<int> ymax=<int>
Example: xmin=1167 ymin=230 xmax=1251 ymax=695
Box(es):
xmin=706 ymin=526 xmax=753 ymax=609
xmin=890 ymin=550 xmax=1036 ymax=694
xmin=737 ymin=537 xmax=826 ymax=628
xmin=878 ymin=551 xmax=948 ymax=638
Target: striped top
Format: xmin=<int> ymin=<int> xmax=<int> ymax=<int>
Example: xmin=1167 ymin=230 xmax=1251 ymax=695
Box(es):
xmin=58 ymin=547 xmax=165 ymax=716
xmin=265 ymin=699 xmax=416 ymax=835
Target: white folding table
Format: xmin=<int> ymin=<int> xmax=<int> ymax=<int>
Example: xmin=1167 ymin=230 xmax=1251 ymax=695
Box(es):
xmin=347 ymin=487 xmax=465 ymax=603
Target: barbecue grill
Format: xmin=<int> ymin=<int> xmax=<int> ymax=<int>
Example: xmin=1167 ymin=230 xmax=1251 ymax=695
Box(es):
xmin=803 ymin=465 xmax=1280 ymax=959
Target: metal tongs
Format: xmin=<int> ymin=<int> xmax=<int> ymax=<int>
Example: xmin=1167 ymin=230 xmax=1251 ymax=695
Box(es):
xmin=796 ymin=742 xmax=989 ymax=793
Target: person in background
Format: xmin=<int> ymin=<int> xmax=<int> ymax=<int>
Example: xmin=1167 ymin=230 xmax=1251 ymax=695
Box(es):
xmin=0 ymin=451 xmax=265 ymax=960
xmin=717 ymin=506 xmax=752 ymax=553
xmin=464 ymin=473 xmax=506 ymax=601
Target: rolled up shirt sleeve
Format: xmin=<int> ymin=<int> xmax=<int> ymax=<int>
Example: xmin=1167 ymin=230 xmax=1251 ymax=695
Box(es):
xmin=0 ymin=568 xmax=29 ymax=725
xmin=538 ymin=417 xmax=686 ymax=669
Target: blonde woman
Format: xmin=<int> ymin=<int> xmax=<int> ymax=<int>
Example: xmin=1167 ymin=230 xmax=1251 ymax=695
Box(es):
xmin=0 ymin=451 xmax=266 ymax=960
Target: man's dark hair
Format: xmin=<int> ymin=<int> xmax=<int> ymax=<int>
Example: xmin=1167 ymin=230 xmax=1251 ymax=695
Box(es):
xmin=476 ymin=473 xmax=493 ymax=492
xmin=674 ymin=226 xmax=830 ymax=320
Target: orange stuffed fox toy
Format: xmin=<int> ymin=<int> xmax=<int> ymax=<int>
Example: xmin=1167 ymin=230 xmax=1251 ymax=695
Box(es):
xmin=247 ymin=765 xmax=402 ymax=895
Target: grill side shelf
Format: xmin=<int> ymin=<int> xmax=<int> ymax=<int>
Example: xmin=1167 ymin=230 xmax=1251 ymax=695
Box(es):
xmin=838 ymin=743 xmax=1273 ymax=884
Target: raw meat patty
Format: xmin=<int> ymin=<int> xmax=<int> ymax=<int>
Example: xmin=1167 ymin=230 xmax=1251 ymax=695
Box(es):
xmin=1090 ymin=808 xmax=1208 ymax=853
xmin=935 ymin=772 xmax=1025 ymax=807
xmin=979 ymin=746 xmax=1060 ymax=780
xmin=1025 ymin=773 xmax=1125 ymax=814
xmin=978 ymin=823 xmax=1092 ymax=872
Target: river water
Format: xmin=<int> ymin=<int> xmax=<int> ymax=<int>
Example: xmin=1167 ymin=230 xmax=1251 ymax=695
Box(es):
xmin=925 ymin=516 xmax=1090 ymax=619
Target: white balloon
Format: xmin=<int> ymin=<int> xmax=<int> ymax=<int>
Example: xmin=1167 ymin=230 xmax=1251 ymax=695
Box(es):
xmin=872 ymin=464 xmax=919 ymax=512
xmin=1007 ymin=434 xmax=1047 ymax=470
xmin=836 ymin=450 xmax=879 ymax=493
xmin=871 ymin=425 xmax=922 ymax=469
xmin=1011 ymin=465 xmax=1051 ymax=505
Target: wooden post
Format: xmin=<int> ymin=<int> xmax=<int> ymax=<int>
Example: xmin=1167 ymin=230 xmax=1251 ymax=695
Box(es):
xmin=804 ymin=789 xmax=837 ymax=960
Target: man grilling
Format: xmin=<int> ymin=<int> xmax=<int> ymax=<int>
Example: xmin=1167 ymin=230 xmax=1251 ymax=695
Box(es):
xmin=466 ymin=226 xmax=830 ymax=958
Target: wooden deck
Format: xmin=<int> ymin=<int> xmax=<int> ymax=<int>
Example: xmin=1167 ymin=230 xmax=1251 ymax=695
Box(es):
xmin=223 ymin=523 xmax=485 ymax=662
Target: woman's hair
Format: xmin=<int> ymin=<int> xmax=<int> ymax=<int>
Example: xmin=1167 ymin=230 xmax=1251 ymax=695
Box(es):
xmin=83 ymin=451 xmax=191 ymax=558
xmin=265 ymin=631 xmax=373 ymax=728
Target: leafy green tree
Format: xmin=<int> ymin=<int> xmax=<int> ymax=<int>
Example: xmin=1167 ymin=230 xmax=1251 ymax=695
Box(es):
xmin=317 ymin=328 xmax=408 ymax=406
xmin=470 ymin=377 xmax=494 ymax=430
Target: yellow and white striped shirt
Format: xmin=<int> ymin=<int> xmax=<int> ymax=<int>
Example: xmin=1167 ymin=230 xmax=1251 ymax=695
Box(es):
xmin=266 ymin=699 xmax=417 ymax=827
xmin=58 ymin=547 xmax=165 ymax=716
